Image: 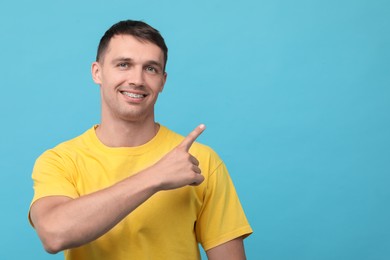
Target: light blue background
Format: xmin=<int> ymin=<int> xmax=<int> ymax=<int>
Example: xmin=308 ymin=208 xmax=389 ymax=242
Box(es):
xmin=1 ymin=0 xmax=389 ymax=259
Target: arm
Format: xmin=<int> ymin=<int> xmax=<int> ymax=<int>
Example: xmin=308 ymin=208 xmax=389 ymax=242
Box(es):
xmin=206 ymin=237 xmax=247 ymax=260
xmin=31 ymin=170 xmax=160 ymax=254
xmin=30 ymin=125 xmax=205 ymax=254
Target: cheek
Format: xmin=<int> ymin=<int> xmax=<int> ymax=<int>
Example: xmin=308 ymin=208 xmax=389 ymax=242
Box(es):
xmin=144 ymin=79 xmax=161 ymax=92
xmin=153 ymin=84 xmax=164 ymax=94
xmin=102 ymin=71 xmax=127 ymax=86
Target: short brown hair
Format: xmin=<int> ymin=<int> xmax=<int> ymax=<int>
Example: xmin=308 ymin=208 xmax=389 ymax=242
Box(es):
xmin=96 ymin=20 xmax=168 ymax=70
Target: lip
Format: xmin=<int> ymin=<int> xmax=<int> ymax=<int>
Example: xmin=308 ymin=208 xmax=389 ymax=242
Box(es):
xmin=120 ymin=90 xmax=148 ymax=103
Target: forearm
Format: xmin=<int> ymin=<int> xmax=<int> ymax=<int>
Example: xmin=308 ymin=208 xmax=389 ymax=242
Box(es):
xmin=31 ymin=170 xmax=159 ymax=253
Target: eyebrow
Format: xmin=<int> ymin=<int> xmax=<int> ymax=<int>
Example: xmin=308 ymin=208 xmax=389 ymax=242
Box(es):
xmin=146 ymin=60 xmax=164 ymax=70
xmin=111 ymin=57 xmax=133 ymax=64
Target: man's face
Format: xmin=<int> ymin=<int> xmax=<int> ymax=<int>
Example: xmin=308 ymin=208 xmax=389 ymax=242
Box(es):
xmin=92 ymin=34 xmax=167 ymax=123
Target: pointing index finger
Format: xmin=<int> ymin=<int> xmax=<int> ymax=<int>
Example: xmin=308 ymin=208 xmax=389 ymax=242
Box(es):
xmin=179 ymin=124 xmax=206 ymax=151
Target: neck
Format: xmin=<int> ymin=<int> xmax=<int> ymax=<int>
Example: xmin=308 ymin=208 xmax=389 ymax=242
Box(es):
xmin=95 ymin=118 xmax=159 ymax=147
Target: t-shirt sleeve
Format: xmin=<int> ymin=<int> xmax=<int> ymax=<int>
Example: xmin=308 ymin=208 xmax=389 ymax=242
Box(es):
xmin=31 ymin=149 xmax=79 ymax=206
xmin=195 ymin=160 xmax=253 ymax=251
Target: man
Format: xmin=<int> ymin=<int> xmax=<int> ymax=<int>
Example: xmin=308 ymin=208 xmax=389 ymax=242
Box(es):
xmin=29 ymin=20 xmax=252 ymax=259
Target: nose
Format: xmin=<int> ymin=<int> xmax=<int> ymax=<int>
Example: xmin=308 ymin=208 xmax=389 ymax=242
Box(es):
xmin=127 ymin=66 xmax=145 ymax=86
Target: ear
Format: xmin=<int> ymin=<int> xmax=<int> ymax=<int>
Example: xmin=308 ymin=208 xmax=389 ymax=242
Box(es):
xmin=160 ymin=72 xmax=167 ymax=93
xmin=91 ymin=62 xmax=102 ymax=84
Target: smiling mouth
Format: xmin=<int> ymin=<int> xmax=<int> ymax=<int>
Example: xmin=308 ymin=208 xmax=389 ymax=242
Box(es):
xmin=121 ymin=91 xmax=147 ymax=98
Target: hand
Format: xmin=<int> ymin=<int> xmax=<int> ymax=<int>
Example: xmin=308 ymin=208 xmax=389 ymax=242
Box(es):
xmin=149 ymin=124 xmax=206 ymax=190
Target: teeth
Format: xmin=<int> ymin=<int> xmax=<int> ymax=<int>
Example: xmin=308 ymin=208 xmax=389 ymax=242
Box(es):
xmin=123 ymin=92 xmax=145 ymax=98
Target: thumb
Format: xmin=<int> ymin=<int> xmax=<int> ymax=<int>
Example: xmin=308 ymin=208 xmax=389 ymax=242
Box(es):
xmin=178 ymin=124 xmax=206 ymax=151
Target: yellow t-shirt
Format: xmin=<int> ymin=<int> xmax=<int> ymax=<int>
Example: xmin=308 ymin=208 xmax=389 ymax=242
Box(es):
xmin=31 ymin=125 xmax=252 ymax=260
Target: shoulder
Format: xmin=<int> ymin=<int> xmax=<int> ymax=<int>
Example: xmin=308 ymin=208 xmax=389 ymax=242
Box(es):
xmin=35 ymin=127 xmax=94 ymax=163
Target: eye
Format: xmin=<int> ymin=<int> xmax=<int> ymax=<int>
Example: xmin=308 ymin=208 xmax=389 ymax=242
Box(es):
xmin=117 ymin=62 xmax=129 ymax=69
xmin=145 ymin=66 xmax=158 ymax=74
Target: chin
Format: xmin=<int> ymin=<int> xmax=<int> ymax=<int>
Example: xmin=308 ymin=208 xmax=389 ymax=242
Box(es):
xmin=120 ymin=111 xmax=152 ymax=122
